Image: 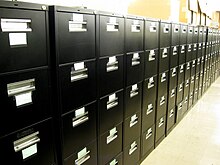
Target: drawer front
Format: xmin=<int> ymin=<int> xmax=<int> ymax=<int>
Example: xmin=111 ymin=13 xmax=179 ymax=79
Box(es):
xmin=60 ymin=60 xmax=96 ymax=114
xmin=160 ymin=22 xmax=171 ymax=48
xmin=155 ymin=116 xmax=166 ymax=142
xmin=190 ymin=60 xmax=196 ymax=76
xmin=166 ymin=107 xmax=175 ymax=132
xmin=0 ymin=8 xmax=48 ymax=73
xmin=176 ymin=102 xmax=183 ymax=122
xmin=186 ymin=44 xmax=192 ymax=62
xmin=159 ymin=47 xmax=170 ymax=73
xmin=0 ymin=119 xmax=55 ymax=165
xmin=124 ymin=112 xmax=141 ymax=147
xmin=180 ymin=24 xmax=187 ymax=45
xmin=125 ymin=83 xmax=142 ymax=118
xmin=187 ymin=26 xmax=193 ymax=44
xmin=177 ymin=64 xmax=185 ymax=85
xmin=99 ymin=123 xmax=123 ymax=165
xmin=64 ymin=140 xmax=97 ymax=165
xmin=125 ymin=18 xmax=144 ymax=52
xmin=197 ymin=43 xmax=203 ymax=57
xmin=196 ymin=58 xmax=201 ymax=73
xmin=99 ymin=16 xmax=124 ymax=57
xmin=169 ymin=66 xmax=178 ymax=89
xmin=158 ymin=71 xmax=168 ymax=97
xmin=184 ymin=79 xmax=190 ymax=98
xmin=141 ymin=125 xmax=155 ymax=157
xmin=0 ymin=69 xmax=50 ymax=137
xmin=105 ymin=152 xmax=123 ymax=165
xmin=142 ymin=100 xmax=156 ymax=133
xmin=191 ymin=43 xmax=198 ymax=60
xmin=145 ymin=20 xmax=159 ymax=49
xmin=145 ymin=49 xmax=158 ymax=78
xmin=62 ymin=102 xmax=97 ymax=158
xmin=99 ymin=55 xmax=124 ymax=97
xmin=58 ymin=12 xmax=95 ymax=63
xmin=126 ymin=52 xmax=144 ymax=86
xmin=179 ymin=45 xmax=186 ymax=64
xmin=183 ymin=96 xmax=189 ymax=113
xmin=168 ymin=88 xmax=176 ymax=110
xmin=170 ymin=46 xmax=179 ymax=68
xmin=176 ymin=82 xmax=184 ymax=104
xmin=99 ymin=90 xmax=123 ymax=134
xmin=185 ymin=62 xmax=191 ymax=80
xmin=123 ymin=138 xmax=140 ymax=165
xmin=190 ymin=76 xmax=195 ymax=93
xmin=171 ymin=23 xmax=180 ymax=46
xmin=156 ymin=94 xmax=167 ymax=121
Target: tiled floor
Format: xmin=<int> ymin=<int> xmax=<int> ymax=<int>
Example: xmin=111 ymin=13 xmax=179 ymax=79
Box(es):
xmin=141 ymin=77 xmax=220 ymax=165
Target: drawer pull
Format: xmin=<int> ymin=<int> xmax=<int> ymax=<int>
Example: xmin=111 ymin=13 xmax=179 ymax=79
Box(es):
xmin=163 ymin=25 xmax=169 ymax=33
xmin=161 ymin=73 xmax=166 ymax=82
xmin=150 ymin=25 xmax=157 ymax=32
xmin=107 ymin=56 xmax=119 ymax=72
xmin=171 ymin=89 xmax=175 ymax=97
xmin=71 ymin=67 xmax=88 ymax=82
xmin=107 ymin=127 xmax=118 ymax=144
xmin=75 ymin=148 xmax=91 ymax=165
xmin=131 ymin=21 xmax=141 ymax=32
xmin=172 ymin=68 xmax=177 ymax=77
xmin=130 ymin=114 xmax=138 ymax=127
xmin=72 ymin=107 xmax=89 ymax=128
xmin=148 ymin=77 xmax=155 ymax=88
xmin=160 ymin=96 xmax=165 ymax=106
xmin=132 ymin=53 xmax=140 ymax=66
xmin=146 ymin=103 xmax=153 ymax=115
xmin=129 ymin=141 xmax=138 ymax=155
xmin=1 ymin=18 xmax=32 ymax=32
xmin=159 ymin=118 xmax=164 ymax=127
xmin=169 ymin=109 xmax=174 ymax=117
xmin=107 ymin=17 xmax=119 ymax=32
xmin=173 ymin=46 xmax=178 ymax=55
xmin=188 ymin=44 xmax=192 ymax=52
xmin=149 ymin=50 xmax=156 ymax=61
xmin=162 ymin=48 xmax=168 ymax=58
xmin=130 ymin=84 xmax=139 ymax=98
xmin=107 ymin=93 xmax=118 ymax=110
xmin=110 ymin=159 xmax=118 ymax=165
xmin=146 ymin=128 xmax=153 ymax=139
xmin=181 ymin=46 xmax=185 ymax=53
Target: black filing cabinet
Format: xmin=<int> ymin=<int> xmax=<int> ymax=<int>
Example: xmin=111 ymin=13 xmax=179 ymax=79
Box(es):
xmin=0 ymin=2 xmax=55 ymax=165
xmin=145 ymin=49 xmax=158 ymax=78
xmin=160 ymin=21 xmax=171 ymax=48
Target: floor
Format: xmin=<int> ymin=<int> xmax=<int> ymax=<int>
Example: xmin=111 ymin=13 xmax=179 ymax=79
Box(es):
xmin=141 ymin=77 xmax=220 ymax=165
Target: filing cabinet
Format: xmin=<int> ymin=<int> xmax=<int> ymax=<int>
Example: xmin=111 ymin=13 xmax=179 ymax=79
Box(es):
xmin=97 ymin=12 xmax=124 ymax=57
xmin=143 ymin=75 xmax=157 ymax=108
xmin=185 ymin=61 xmax=191 ymax=80
xmin=177 ymin=64 xmax=185 ymax=85
xmin=141 ymin=125 xmax=155 ymax=159
xmin=169 ymin=66 xmax=178 ymax=89
xmin=155 ymin=115 xmax=166 ymax=146
xmin=142 ymin=100 xmax=156 ymax=133
xmin=176 ymin=101 xmax=183 ymax=122
xmin=99 ymin=55 xmax=124 ymax=97
xmin=0 ymin=119 xmax=55 ymax=165
xmin=123 ymin=138 xmax=140 ymax=165
xmin=170 ymin=46 xmax=179 ymax=68
xmin=59 ymin=60 xmax=96 ymax=113
xmin=180 ymin=24 xmax=187 ymax=45
xmin=125 ymin=82 xmax=142 ymax=118
xmin=176 ymin=82 xmax=184 ymax=104
xmin=126 ymin=52 xmax=144 ymax=86
xmin=123 ymin=112 xmax=141 ymax=148
xmin=64 ymin=140 xmax=97 ymax=165
xmin=156 ymin=94 xmax=167 ymax=121
xmin=145 ymin=49 xmax=158 ymax=78
xmin=158 ymin=71 xmax=168 ymax=97
xmin=166 ymin=107 xmax=175 ymax=133
xmin=159 ymin=47 xmax=170 ymax=73
xmin=0 ymin=69 xmax=51 ymax=137
xmin=61 ymin=101 xmax=97 ymax=159
xmin=160 ymin=21 xmax=171 ymax=48
xmin=179 ymin=45 xmax=186 ymax=64
xmin=99 ymin=90 xmax=123 ymax=134
xmin=145 ymin=18 xmax=159 ymax=49
xmin=191 ymin=59 xmax=196 ymax=76
xmin=99 ymin=123 xmax=123 ymax=165
xmin=168 ymin=88 xmax=176 ymax=110
xmin=125 ymin=16 xmax=144 ymax=52
xmin=106 ymin=152 xmax=123 ymax=165
xmin=171 ymin=23 xmax=180 ymax=46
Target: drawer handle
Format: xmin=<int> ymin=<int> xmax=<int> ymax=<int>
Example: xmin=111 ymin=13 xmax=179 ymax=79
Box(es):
xmin=149 ymin=50 xmax=156 ymax=61
xmin=71 ymin=67 xmax=88 ymax=82
xmin=130 ymin=114 xmax=138 ymax=127
xmin=148 ymin=77 xmax=155 ymax=88
xmin=107 ymin=57 xmax=119 ymax=72
xmin=182 ymin=28 xmax=186 ymax=33
xmin=163 ymin=27 xmax=169 ymax=33
xmin=171 ymin=90 xmax=175 ymax=97
xmin=181 ymin=46 xmax=185 ymax=53
xmin=107 ymin=127 xmax=118 ymax=144
xmin=162 ymin=49 xmax=168 ymax=58
xmin=109 ymin=159 xmax=118 ymax=165
xmin=160 ymin=96 xmax=165 ymax=106
xmin=178 ymin=104 xmax=183 ymax=110
xmin=69 ymin=21 xmax=87 ymax=32
xmin=72 ymin=111 xmax=89 ymax=128
xmin=107 ymin=23 xmax=119 ymax=32
xmin=107 ymin=98 xmax=118 ymax=110
xmin=172 ymin=69 xmax=177 ymax=77
xmin=188 ymin=45 xmax=192 ymax=52
xmin=173 ymin=50 xmax=178 ymax=56
xmin=132 ymin=53 xmax=140 ymax=66
xmin=161 ymin=73 xmax=166 ymax=82
xmin=75 ymin=149 xmax=91 ymax=165
xmin=150 ymin=25 xmax=157 ymax=32
xmin=174 ymin=27 xmax=179 ymax=33
xmin=146 ymin=128 xmax=153 ymax=140
xmin=129 ymin=141 xmax=138 ymax=155
xmin=131 ymin=24 xmax=141 ymax=32
xmin=179 ymin=85 xmax=183 ymax=92
xmin=146 ymin=104 xmax=153 ymax=115
xmin=169 ymin=109 xmax=174 ymax=117
xmin=14 ymin=132 xmax=40 ymax=152
xmin=1 ymin=18 xmax=32 ymax=32
xmin=130 ymin=89 xmax=139 ymax=98
xmin=159 ymin=119 xmax=164 ymax=127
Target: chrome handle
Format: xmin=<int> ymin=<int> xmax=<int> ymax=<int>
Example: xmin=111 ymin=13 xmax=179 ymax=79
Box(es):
xmin=131 ymin=24 xmax=141 ymax=32
xmin=159 ymin=119 xmax=164 ymax=127
xmin=75 ymin=150 xmax=91 ymax=165
xmin=172 ymin=69 xmax=177 ymax=77
xmin=129 ymin=141 xmax=138 ymax=155
xmin=109 ymin=159 xmax=118 ymax=165
xmin=107 ymin=61 xmax=119 ymax=72
xmin=69 ymin=21 xmax=87 ymax=32
xmin=130 ymin=89 xmax=139 ymax=98
xmin=146 ymin=104 xmax=153 ymax=115
xmin=72 ymin=112 xmax=89 ymax=128
xmin=161 ymin=73 xmax=166 ymax=82
xmin=160 ymin=97 xmax=165 ymax=106
xmin=107 ymin=98 xmax=118 ymax=110
xmin=148 ymin=79 xmax=154 ymax=89
xmin=132 ymin=56 xmax=140 ymax=66
xmin=130 ymin=115 xmax=138 ymax=127
xmin=171 ymin=90 xmax=175 ymax=97
xmin=107 ymin=23 xmax=119 ymax=32
xmin=1 ymin=18 xmax=32 ymax=32
xmin=162 ymin=51 xmax=168 ymax=58
xmin=107 ymin=128 xmax=118 ymax=144
xmin=169 ymin=109 xmax=174 ymax=117
xmin=71 ymin=68 xmax=88 ymax=82
xmin=146 ymin=128 xmax=153 ymax=140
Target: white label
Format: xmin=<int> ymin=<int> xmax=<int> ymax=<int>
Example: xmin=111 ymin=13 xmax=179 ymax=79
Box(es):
xmin=9 ymin=33 xmax=27 ymax=46
xmin=15 ymin=92 xmax=32 ymax=107
xmin=110 ymin=127 xmax=117 ymax=136
xmin=109 ymin=56 xmax=117 ymax=63
xmin=75 ymin=107 xmax=85 ymax=117
xmin=109 ymin=17 xmax=116 ymax=24
xmin=133 ymin=53 xmax=139 ymax=59
xmin=74 ymin=62 xmax=84 ymax=70
xmin=22 ymin=144 xmax=37 ymax=160
xmin=149 ymin=77 xmax=154 ymax=83
xmin=73 ymin=13 xmax=83 ymax=22
xmin=109 ymin=93 xmax=116 ymax=102
xmin=131 ymin=114 xmax=137 ymax=122
xmin=78 ymin=147 xmax=87 ymax=159
xmin=163 ymin=48 xmax=167 ymax=54
xmin=132 ymin=84 xmax=138 ymax=91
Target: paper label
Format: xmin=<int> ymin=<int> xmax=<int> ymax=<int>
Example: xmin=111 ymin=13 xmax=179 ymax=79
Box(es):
xmin=75 ymin=107 xmax=85 ymax=117
xmin=110 ymin=127 xmax=117 ymax=136
xmin=78 ymin=147 xmax=87 ymax=159
xmin=9 ymin=33 xmax=27 ymax=46
xmin=15 ymin=92 xmax=32 ymax=107
xmin=132 ymin=84 xmax=138 ymax=91
xmin=131 ymin=114 xmax=137 ymax=122
xmin=22 ymin=144 xmax=37 ymax=160
xmin=109 ymin=17 xmax=116 ymax=24
xmin=73 ymin=13 xmax=83 ymax=22
xmin=147 ymin=128 xmax=152 ymax=134
xmin=109 ymin=93 xmax=116 ymax=102
xmin=109 ymin=56 xmax=116 ymax=63
xmin=74 ymin=62 xmax=84 ymax=70
xmin=133 ymin=53 xmax=139 ymax=59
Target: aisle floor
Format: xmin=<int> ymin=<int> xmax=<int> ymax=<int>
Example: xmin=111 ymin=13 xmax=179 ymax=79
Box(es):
xmin=141 ymin=78 xmax=220 ymax=165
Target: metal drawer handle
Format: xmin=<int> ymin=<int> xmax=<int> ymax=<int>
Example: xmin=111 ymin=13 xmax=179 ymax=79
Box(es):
xmin=130 ymin=88 xmax=139 ymax=98
xmin=75 ymin=149 xmax=91 ymax=165
xmin=188 ymin=45 xmax=192 ymax=52
xmin=169 ymin=109 xmax=174 ymax=117
xmin=1 ymin=18 xmax=32 ymax=32
xmin=107 ymin=98 xmax=118 ymax=110
xmin=149 ymin=50 xmax=156 ymax=61
xmin=148 ymin=77 xmax=154 ymax=88
xmin=171 ymin=90 xmax=175 ymax=97
xmin=162 ymin=49 xmax=168 ymax=58
xmin=131 ymin=24 xmax=141 ymax=32
xmin=107 ymin=56 xmax=119 ymax=72
xmin=132 ymin=53 xmax=140 ymax=66
xmin=71 ymin=67 xmax=88 ymax=82
xmin=69 ymin=21 xmax=87 ymax=32
xmin=160 ymin=96 xmax=165 ymax=106
xmin=173 ymin=50 xmax=178 ymax=56
xmin=146 ymin=104 xmax=153 ymax=115
xmin=163 ymin=27 xmax=169 ymax=33
xmin=161 ymin=73 xmax=166 ymax=82
xmin=146 ymin=128 xmax=153 ymax=139
xmin=107 ymin=127 xmax=118 ymax=144
xmin=110 ymin=159 xmax=118 ymax=165
xmin=179 ymin=85 xmax=183 ymax=92
xmin=14 ymin=132 xmax=40 ymax=152
xmin=72 ymin=111 xmax=89 ymax=128
xmin=107 ymin=23 xmax=119 ymax=32
xmin=182 ymin=28 xmax=186 ymax=33
xmin=159 ymin=119 xmax=164 ymax=127
xmin=178 ymin=104 xmax=183 ymax=110
xmin=172 ymin=69 xmax=177 ymax=77
xmin=130 ymin=114 xmax=138 ymax=127
xmin=150 ymin=25 xmax=157 ymax=32
xmin=174 ymin=27 xmax=179 ymax=33
xmin=129 ymin=141 xmax=138 ymax=155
